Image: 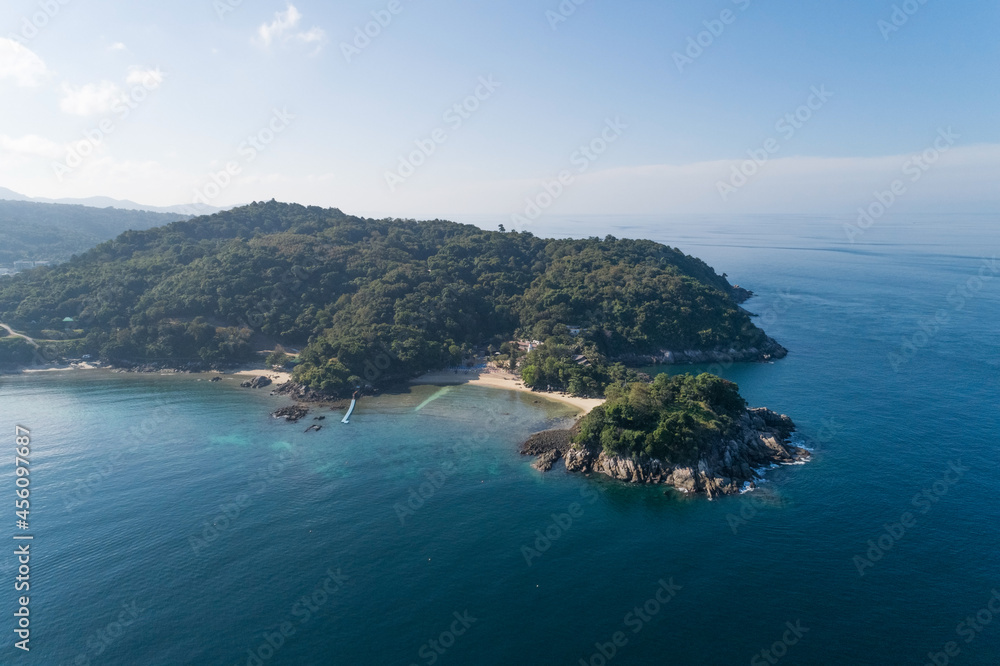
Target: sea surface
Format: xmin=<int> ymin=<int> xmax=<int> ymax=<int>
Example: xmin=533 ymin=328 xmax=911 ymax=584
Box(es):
xmin=0 ymin=213 xmax=997 ymax=665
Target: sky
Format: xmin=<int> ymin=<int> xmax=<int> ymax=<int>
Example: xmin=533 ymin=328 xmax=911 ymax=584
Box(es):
xmin=0 ymin=0 xmax=998 ymax=221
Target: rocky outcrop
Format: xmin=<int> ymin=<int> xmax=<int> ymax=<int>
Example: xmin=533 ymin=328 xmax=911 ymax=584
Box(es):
xmin=561 ymin=407 xmax=807 ymax=497
xmin=612 ymin=338 xmax=788 ymax=367
xmin=270 ymin=381 xmax=349 ymax=403
xmin=271 ymin=405 xmax=309 ymax=422
xmin=731 ymin=285 xmax=754 ymax=303
xmin=532 ymin=449 xmax=562 ymax=472
xmin=520 ymin=429 xmax=573 ymax=456
xmin=241 ymin=375 xmax=272 ymax=389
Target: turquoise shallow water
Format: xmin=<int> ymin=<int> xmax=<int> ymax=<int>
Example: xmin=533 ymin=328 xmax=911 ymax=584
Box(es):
xmin=0 ymin=214 xmax=998 ymax=665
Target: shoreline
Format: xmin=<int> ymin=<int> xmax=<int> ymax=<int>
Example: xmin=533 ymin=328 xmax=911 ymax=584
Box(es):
xmin=22 ymin=361 xmax=102 ymax=373
xmin=409 ymin=369 xmax=605 ymax=415
xmin=7 ymin=362 xmax=293 ymax=385
xmin=6 ymin=362 xmax=600 ymax=415
xmin=230 ymin=367 xmax=294 ymax=385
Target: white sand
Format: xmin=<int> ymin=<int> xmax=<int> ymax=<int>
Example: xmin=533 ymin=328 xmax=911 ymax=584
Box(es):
xmin=230 ymin=368 xmax=294 ymax=384
xmin=22 ymin=362 xmax=101 ymax=373
xmin=411 ymin=369 xmax=604 ymax=414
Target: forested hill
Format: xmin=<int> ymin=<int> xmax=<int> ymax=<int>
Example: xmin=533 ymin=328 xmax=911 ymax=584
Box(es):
xmin=0 ymin=200 xmax=189 ymax=265
xmin=0 ymin=201 xmax=782 ymax=393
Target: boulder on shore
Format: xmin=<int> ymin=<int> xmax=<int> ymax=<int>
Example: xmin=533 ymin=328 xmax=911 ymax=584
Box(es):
xmin=531 ymin=449 xmax=562 ymax=472
xmin=520 ymin=429 xmax=573 ymax=456
xmin=271 ymin=405 xmax=308 ymax=422
xmin=241 ymin=375 xmax=272 ymax=389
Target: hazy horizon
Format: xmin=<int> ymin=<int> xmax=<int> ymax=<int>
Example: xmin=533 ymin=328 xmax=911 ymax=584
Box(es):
xmin=2 ymin=1 xmax=998 ymax=220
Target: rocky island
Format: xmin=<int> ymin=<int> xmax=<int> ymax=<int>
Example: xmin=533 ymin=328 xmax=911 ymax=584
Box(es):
xmin=523 ymin=373 xmax=808 ymax=497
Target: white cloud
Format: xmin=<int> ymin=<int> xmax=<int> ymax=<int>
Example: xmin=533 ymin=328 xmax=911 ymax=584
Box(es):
xmin=297 ymin=27 xmax=326 ymax=44
xmin=58 ymin=67 xmax=163 ymax=115
xmin=257 ymin=5 xmax=326 ymax=51
xmin=125 ymin=66 xmax=164 ymax=89
xmin=322 ymin=143 xmax=1000 ymax=220
xmin=258 ymin=5 xmax=301 ymax=46
xmin=59 ymin=80 xmax=124 ymax=115
xmin=0 ymin=134 xmax=63 ymax=159
xmin=494 ymin=143 xmax=1000 ymax=216
xmin=0 ymin=38 xmax=50 ymax=87
xmin=109 ymin=42 xmax=127 ymax=52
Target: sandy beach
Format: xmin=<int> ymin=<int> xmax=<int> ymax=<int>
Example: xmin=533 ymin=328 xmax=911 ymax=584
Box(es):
xmin=411 ymin=369 xmax=604 ymax=414
xmin=14 ymin=361 xmax=599 ymax=415
xmin=231 ymin=368 xmax=294 ymax=384
xmin=22 ymin=361 xmax=102 ymax=373
xmin=15 ymin=362 xmax=293 ymax=385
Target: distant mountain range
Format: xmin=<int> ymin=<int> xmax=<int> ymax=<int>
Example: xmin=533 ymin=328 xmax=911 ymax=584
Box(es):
xmin=0 ymin=187 xmax=228 ymax=216
xmin=0 ymin=199 xmax=192 ymax=266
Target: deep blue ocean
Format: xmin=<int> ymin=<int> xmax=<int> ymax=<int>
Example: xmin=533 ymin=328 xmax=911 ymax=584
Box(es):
xmin=0 ymin=214 xmax=997 ymax=665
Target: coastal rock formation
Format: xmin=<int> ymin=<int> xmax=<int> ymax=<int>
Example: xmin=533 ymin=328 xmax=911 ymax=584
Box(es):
xmin=532 ymin=449 xmax=562 ymax=471
xmin=520 ymin=429 xmax=573 ymax=457
xmin=560 ymin=407 xmax=807 ymax=497
xmin=271 ymin=405 xmax=308 ymax=422
xmin=241 ymin=375 xmax=272 ymax=389
xmin=271 ymin=381 xmax=336 ymax=402
xmin=613 ymin=338 xmax=788 ymax=367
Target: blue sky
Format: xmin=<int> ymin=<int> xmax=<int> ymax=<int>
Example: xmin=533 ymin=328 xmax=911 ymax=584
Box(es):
xmin=1 ymin=0 xmax=997 ymax=219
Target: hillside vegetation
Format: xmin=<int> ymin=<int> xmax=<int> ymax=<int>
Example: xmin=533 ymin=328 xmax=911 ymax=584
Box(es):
xmin=574 ymin=373 xmax=748 ymax=464
xmin=0 ymin=200 xmax=188 ymax=265
xmin=0 ymin=201 xmax=779 ymax=396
